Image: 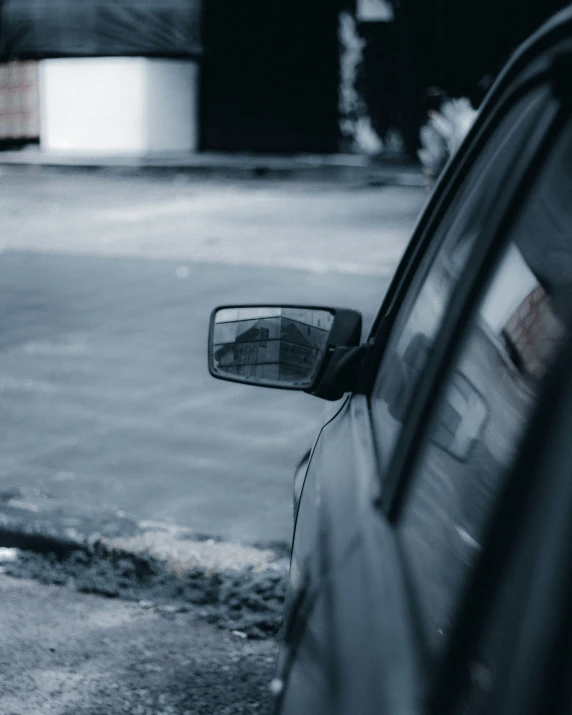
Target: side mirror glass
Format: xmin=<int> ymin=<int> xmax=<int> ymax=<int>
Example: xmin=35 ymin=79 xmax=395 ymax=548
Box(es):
xmin=209 ymin=306 xmax=336 ymax=389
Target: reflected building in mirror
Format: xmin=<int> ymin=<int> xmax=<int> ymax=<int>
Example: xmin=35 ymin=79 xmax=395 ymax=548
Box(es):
xmin=213 ymin=308 xmax=333 ymax=385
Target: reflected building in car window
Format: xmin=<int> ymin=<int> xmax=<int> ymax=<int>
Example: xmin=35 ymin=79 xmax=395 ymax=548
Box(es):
xmin=502 ymin=284 xmax=565 ymax=380
xmin=399 ymin=116 xmax=572 ymax=663
xmin=370 ymin=88 xmax=549 ymax=474
xmin=477 ymin=243 xmax=565 ymax=381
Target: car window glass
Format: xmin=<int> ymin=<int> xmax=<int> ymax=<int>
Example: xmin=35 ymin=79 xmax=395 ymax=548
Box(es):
xmin=453 ymin=350 xmax=572 ymax=715
xmin=451 ymin=527 xmax=536 ymax=715
xmin=398 ymin=117 xmax=572 ymax=664
xmin=370 ymin=90 xmax=547 ymax=476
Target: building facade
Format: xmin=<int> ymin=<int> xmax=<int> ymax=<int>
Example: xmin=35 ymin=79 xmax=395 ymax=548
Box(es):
xmin=0 ymin=1 xmax=568 ymax=156
xmin=0 ymin=61 xmax=39 ymax=144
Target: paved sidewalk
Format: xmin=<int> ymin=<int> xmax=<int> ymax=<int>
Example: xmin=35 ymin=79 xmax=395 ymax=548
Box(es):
xmin=0 ymin=146 xmax=425 ymax=186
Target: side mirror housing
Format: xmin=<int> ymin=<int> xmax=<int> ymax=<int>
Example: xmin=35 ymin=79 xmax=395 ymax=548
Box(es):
xmin=208 ymin=305 xmax=362 ymax=398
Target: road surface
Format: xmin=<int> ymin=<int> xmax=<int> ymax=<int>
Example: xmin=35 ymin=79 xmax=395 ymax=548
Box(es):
xmin=0 ymin=168 xmax=426 ymax=545
xmin=0 ymin=572 xmax=277 ymax=715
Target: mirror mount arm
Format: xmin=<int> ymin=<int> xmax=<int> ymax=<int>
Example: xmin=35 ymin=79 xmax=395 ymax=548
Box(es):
xmin=307 ymin=343 xmax=373 ymax=401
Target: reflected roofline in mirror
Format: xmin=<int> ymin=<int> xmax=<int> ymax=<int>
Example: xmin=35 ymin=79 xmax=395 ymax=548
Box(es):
xmin=214 ymin=306 xmax=335 ymax=330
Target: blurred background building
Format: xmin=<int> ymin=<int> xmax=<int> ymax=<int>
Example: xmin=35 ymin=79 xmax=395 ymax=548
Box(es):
xmin=0 ymin=0 xmax=568 ymax=157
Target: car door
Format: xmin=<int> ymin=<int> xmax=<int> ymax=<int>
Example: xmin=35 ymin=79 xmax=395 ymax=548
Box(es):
xmin=276 ymin=33 xmax=568 ymax=715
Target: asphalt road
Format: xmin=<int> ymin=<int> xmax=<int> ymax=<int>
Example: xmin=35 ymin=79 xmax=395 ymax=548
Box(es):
xmin=0 ymin=573 xmax=277 ymax=715
xmin=0 ymin=168 xmax=425 ymax=546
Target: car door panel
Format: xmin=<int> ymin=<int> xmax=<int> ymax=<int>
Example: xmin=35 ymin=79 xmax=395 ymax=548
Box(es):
xmin=280 ymin=396 xmax=421 ymax=715
xmin=282 ymin=513 xmax=421 ymax=715
xmin=284 ymin=395 xmax=378 ymax=631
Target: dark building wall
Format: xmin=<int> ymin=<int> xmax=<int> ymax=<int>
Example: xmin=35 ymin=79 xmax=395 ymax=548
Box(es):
xmin=399 ymin=0 xmax=570 ymax=106
xmin=356 ymin=21 xmax=400 ymax=145
xmin=357 ymin=0 xmax=569 ymax=158
xmin=435 ymin=0 xmax=569 ymax=99
xmin=201 ymin=0 xmax=340 ymax=153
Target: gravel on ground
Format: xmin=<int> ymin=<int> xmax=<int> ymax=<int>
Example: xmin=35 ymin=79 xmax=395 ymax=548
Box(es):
xmin=0 ymin=574 xmax=278 ymax=715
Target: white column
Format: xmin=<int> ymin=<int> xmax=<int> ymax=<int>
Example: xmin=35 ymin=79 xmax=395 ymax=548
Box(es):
xmin=39 ymin=57 xmax=199 ymax=154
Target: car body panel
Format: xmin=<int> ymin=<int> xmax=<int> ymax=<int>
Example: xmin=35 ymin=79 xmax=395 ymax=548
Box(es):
xmin=280 ymin=395 xmax=421 ymax=715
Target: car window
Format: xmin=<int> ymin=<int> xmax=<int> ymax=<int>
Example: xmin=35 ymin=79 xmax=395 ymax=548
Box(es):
xmin=370 ymin=88 xmax=549 ymax=476
xmin=450 ymin=348 xmax=572 ymax=715
xmin=397 ymin=116 xmax=572 ymax=664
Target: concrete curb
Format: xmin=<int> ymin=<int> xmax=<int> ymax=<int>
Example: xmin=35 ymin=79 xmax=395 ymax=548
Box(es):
xmin=0 ymin=149 xmax=426 ymax=186
xmin=0 ymin=512 xmax=290 ymax=639
xmin=0 ymin=508 xmax=288 ymax=573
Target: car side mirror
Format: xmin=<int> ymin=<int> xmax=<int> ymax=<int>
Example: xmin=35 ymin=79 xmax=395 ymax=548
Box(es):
xmin=208 ymin=305 xmax=362 ymax=397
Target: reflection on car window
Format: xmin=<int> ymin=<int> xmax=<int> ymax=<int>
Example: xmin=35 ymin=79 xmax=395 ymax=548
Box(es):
xmin=398 ymin=117 xmax=572 ymax=664
xmin=370 ymin=90 xmax=547 ymax=475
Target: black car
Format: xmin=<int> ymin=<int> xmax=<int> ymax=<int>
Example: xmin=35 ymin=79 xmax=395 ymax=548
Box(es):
xmin=209 ymin=8 xmax=572 ymax=714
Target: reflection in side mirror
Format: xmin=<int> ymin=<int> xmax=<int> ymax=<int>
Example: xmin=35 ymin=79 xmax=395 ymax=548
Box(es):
xmin=209 ymin=306 xmax=335 ymax=389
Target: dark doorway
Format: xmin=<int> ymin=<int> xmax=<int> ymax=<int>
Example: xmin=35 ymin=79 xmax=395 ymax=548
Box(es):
xmin=201 ymin=0 xmax=340 ymax=154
